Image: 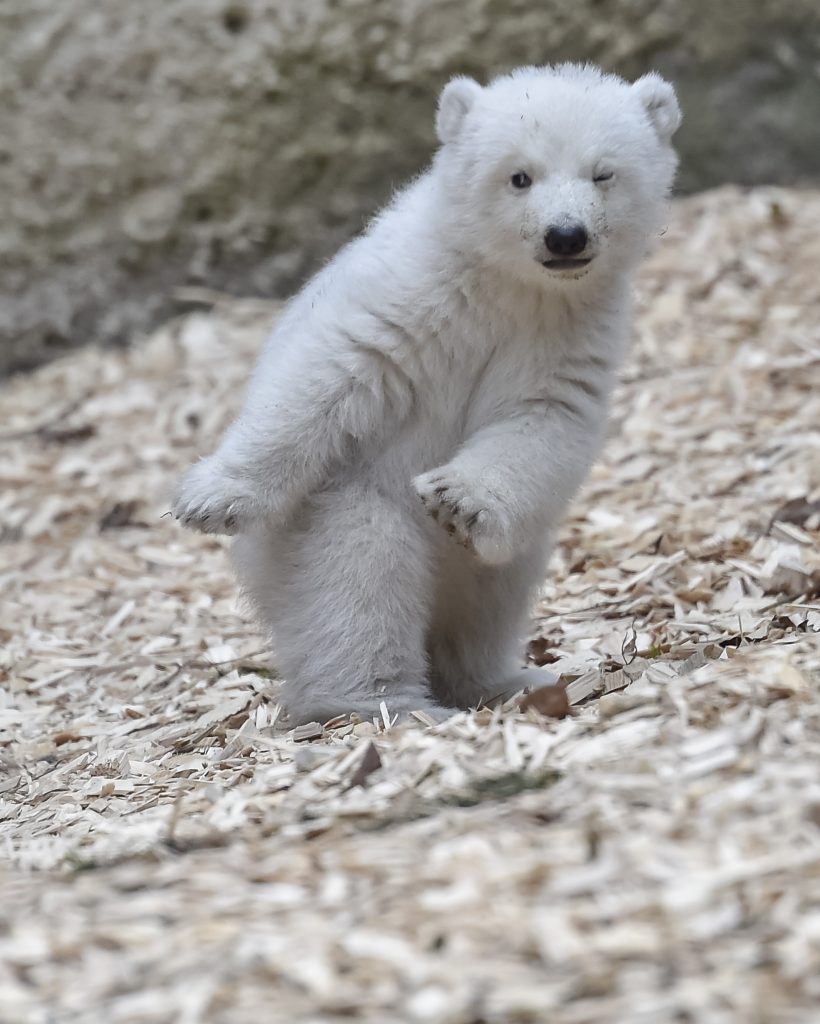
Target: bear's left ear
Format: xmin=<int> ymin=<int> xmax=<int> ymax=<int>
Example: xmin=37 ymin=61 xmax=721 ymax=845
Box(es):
xmin=632 ymin=73 xmax=681 ymax=143
xmin=436 ymin=76 xmax=483 ymax=144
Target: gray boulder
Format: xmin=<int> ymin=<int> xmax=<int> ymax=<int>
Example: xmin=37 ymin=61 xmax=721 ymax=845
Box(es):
xmin=2 ymin=0 xmax=818 ymax=374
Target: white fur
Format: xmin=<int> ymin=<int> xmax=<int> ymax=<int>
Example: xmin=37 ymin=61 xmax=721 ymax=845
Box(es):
xmin=173 ymin=63 xmax=680 ymax=725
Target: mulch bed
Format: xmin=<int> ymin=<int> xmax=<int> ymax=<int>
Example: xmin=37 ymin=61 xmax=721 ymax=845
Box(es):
xmin=1 ymin=186 xmax=819 ymax=1023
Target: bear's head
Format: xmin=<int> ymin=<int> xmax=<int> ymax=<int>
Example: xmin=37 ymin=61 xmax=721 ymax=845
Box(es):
xmin=434 ymin=64 xmax=681 ymax=287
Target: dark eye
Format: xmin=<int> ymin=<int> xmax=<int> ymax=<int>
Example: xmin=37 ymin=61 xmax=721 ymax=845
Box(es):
xmin=510 ymin=171 xmax=532 ymax=189
xmin=594 ymin=170 xmax=614 ymax=183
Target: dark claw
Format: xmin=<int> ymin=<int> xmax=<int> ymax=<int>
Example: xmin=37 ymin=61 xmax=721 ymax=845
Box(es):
xmin=465 ymin=511 xmax=480 ymax=529
xmin=446 ymin=522 xmax=456 ymax=536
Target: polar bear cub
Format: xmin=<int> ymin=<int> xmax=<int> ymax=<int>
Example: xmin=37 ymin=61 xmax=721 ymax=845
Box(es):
xmin=173 ymin=63 xmax=681 ymax=725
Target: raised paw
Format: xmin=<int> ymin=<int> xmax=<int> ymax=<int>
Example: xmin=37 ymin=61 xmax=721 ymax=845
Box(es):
xmin=172 ymin=457 xmax=260 ymax=535
xmin=412 ymin=466 xmax=514 ymax=565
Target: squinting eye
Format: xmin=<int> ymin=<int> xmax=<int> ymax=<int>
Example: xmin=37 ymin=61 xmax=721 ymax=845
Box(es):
xmin=510 ymin=171 xmax=532 ymax=189
xmin=594 ymin=170 xmax=614 ymax=183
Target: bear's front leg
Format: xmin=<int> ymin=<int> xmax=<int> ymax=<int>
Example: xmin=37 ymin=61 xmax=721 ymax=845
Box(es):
xmin=174 ymin=336 xmax=417 ymax=536
xmin=413 ymin=466 xmax=516 ymax=566
xmin=414 ymin=403 xmax=606 ymax=565
xmin=173 ymin=403 xmax=302 ymax=536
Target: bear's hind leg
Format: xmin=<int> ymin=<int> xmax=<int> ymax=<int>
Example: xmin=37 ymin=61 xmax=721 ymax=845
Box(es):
xmin=428 ymin=544 xmax=556 ymax=709
xmin=234 ymin=485 xmax=447 ymax=726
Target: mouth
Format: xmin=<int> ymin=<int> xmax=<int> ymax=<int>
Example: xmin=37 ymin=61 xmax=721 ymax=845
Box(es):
xmin=541 ymin=257 xmax=593 ymax=272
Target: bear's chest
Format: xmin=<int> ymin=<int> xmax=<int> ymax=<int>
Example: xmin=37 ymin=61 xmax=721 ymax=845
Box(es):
xmin=414 ymin=315 xmax=568 ymax=440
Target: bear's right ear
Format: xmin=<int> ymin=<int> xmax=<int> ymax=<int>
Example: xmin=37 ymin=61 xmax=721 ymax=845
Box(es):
xmin=436 ymin=76 xmax=482 ymax=144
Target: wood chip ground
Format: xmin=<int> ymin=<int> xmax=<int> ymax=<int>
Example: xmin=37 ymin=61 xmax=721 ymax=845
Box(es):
xmin=1 ymin=187 xmax=819 ymax=1023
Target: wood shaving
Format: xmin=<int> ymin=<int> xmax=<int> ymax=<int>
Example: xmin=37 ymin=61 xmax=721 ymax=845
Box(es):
xmin=1 ymin=186 xmax=819 ymax=1023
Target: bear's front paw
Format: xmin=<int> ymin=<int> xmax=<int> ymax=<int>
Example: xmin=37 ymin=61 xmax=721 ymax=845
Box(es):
xmin=413 ymin=467 xmax=514 ymax=566
xmin=172 ymin=457 xmax=261 ymax=536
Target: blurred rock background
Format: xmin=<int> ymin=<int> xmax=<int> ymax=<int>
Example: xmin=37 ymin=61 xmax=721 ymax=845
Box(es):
xmin=2 ymin=0 xmax=819 ymax=375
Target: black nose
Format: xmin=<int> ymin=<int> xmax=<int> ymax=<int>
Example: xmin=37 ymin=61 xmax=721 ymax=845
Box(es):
xmin=545 ymin=224 xmax=588 ymax=256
